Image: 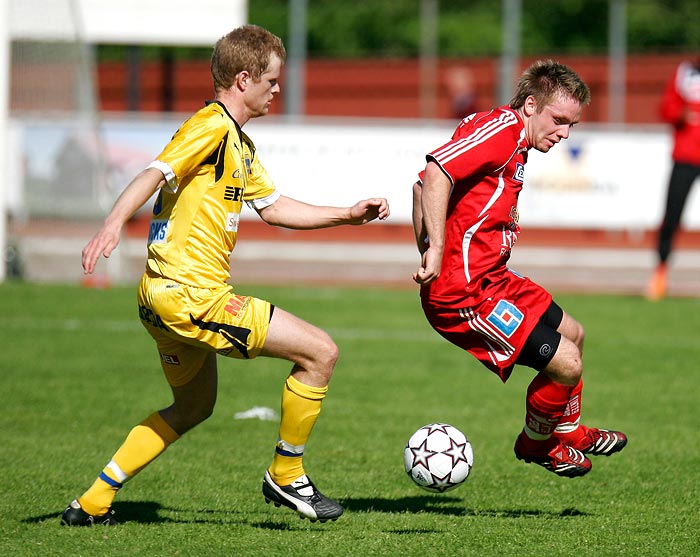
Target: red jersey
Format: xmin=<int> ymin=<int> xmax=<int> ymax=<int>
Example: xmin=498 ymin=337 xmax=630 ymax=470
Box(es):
xmin=420 ymin=106 xmax=529 ymax=309
xmin=660 ymin=60 xmax=700 ymax=166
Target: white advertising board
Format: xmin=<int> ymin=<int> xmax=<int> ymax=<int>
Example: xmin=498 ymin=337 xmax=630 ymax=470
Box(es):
xmin=248 ymin=120 xmax=700 ymax=231
xmin=520 ymin=129 xmax=679 ymax=229
xmin=245 ymin=118 xmax=450 ymax=224
xmin=13 ymin=116 xmax=700 ymax=231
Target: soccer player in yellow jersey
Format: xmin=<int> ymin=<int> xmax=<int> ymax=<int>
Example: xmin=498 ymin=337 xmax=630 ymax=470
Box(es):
xmin=61 ymin=25 xmax=389 ymax=526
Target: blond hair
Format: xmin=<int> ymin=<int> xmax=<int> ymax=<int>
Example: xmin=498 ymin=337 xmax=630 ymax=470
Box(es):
xmin=211 ymin=25 xmax=286 ymax=92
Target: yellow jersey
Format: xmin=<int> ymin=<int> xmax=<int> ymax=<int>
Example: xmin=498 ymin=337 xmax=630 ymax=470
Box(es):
xmin=144 ymin=101 xmax=279 ymax=288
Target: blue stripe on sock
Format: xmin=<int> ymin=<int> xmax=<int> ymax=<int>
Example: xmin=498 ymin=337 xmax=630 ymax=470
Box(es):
xmin=275 ymin=447 xmax=304 ymax=458
xmin=99 ymin=471 xmax=123 ymax=488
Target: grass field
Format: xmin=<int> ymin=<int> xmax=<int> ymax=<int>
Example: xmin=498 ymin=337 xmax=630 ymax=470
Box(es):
xmin=0 ymin=281 xmax=698 ymax=556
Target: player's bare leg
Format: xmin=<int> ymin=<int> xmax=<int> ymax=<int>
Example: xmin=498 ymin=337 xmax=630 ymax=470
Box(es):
xmin=259 ymin=308 xmax=343 ymax=522
xmin=557 ymin=310 xmax=585 ymax=353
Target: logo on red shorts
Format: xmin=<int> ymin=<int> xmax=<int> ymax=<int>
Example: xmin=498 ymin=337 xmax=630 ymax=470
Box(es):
xmin=486 ymin=300 xmax=523 ymax=338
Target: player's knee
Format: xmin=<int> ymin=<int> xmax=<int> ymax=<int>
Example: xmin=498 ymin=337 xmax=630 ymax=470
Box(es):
xmin=183 ymin=404 xmax=215 ymax=432
xmin=314 ymin=332 xmax=339 ymax=373
xmin=544 ymin=337 xmax=582 ymax=386
xmin=295 ymin=331 xmax=338 ymax=383
xmin=566 ymin=354 xmax=583 ymax=382
xmin=162 ymin=410 xmax=207 ymax=435
xmin=547 ymin=361 xmax=581 ymax=387
xmin=167 ymin=394 xmax=217 ymax=434
xmin=181 ymin=411 xmax=211 ymax=434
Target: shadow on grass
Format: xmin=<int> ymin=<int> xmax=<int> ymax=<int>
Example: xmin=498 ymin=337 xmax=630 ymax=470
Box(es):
xmin=32 ymin=502 xmax=332 ymax=531
xmin=28 ymin=501 xmax=173 ymax=525
xmin=35 ymin=501 xmax=341 ymax=528
xmin=341 ymin=495 xmax=464 ymax=515
xmin=341 ymin=496 xmax=588 ymax=519
xmin=250 ymin=520 xmax=304 ymax=531
xmin=30 ymin=499 xmax=586 ymax=526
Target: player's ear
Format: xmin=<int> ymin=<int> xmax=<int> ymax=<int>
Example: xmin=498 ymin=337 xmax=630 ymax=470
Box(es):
xmin=235 ymin=71 xmax=250 ymax=91
xmin=523 ymin=95 xmax=537 ymax=117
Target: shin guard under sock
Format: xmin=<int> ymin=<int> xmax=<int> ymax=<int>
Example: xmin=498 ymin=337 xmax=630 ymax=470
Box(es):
xmin=78 ymin=411 xmax=180 ymax=516
xmin=553 ymin=379 xmax=586 ymax=445
xmin=269 ymin=375 xmax=327 ymax=485
xmin=519 ymin=374 xmax=575 ymax=454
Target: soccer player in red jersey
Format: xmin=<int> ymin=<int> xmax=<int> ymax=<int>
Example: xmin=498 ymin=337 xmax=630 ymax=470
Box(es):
xmin=412 ymin=60 xmax=627 ymax=477
xmin=61 ymin=25 xmax=389 ymax=526
xmin=648 ymin=57 xmax=700 ymax=300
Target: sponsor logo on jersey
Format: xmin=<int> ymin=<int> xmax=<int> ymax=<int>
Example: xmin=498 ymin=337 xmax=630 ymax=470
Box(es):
xmin=506 ymin=207 xmax=520 ymax=232
xmin=513 ymin=162 xmax=525 ymax=182
xmin=509 ymin=206 xmax=519 ymax=223
xmin=232 ymin=169 xmax=241 ymax=179
xmin=148 ymin=219 xmax=169 ymax=244
xmin=224 ymin=185 xmax=244 ymax=201
xmin=226 ymin=212 xmax=240 ymax=232
xmin=500 ymin=226 xmax=518 ymax=256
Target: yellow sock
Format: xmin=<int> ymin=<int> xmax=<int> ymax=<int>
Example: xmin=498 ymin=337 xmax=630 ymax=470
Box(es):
xmin=268 ymin=375 xmax=327 ymax=486
xmin=78 ymin=412 xmax=179 ymax=516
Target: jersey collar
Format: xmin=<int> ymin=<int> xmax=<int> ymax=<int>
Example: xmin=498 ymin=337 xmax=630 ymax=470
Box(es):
xmin=206 ymin=100 xmax=244 ymax=143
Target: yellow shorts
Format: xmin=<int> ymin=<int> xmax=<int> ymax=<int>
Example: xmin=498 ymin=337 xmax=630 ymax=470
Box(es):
xmin=137 ymin=272 xmax=272 ymax=387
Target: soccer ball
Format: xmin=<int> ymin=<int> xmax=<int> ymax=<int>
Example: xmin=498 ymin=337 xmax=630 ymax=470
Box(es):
xmin=404 ymin=423 xmax=474 ymax=493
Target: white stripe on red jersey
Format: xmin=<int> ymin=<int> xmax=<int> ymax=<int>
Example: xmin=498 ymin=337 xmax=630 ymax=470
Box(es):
xmin=420 ymin=106 xmax=528 ymax=309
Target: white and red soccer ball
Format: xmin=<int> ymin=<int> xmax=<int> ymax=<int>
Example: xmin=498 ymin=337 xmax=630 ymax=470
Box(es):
xmin=404 ymin=423 xmax=474 ymax=493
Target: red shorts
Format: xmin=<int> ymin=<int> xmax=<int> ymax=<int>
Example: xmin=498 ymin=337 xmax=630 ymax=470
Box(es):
xmin=421 ymin=269 xmax=552 ymax=382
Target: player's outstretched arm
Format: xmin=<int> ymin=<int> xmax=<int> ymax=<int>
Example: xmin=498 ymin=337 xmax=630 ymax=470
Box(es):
xmin=257 ymin=195 xmax=389 ymax=230
xmin=82 ymin=167 xmax=165 ymax=274
xmin=412 ymin=162 xmax=451 ymax=285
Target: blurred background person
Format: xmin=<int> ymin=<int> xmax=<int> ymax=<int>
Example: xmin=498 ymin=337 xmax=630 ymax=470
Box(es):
xmin=445 ymin=66 xmax=479 ymax=120
xmin=648 ymin=56 xmax=700 ymax=300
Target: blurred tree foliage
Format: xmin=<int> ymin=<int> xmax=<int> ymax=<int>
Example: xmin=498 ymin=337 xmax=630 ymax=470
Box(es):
xmin=250 ymin=0 xmax=700 ymax=57
xmin=98 ymin=0 xmax=700 ymax=61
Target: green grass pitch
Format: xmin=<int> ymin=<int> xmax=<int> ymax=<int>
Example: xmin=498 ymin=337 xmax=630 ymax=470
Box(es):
xmin=0 ymin=281 xmax=698 ymax=556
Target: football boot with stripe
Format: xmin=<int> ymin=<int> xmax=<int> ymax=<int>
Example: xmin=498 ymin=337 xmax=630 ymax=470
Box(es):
xmin=568 ymin=427 xmax=628 ymax=456
xmin=514 ymin=437 xmax=592 ymax=478
xmin=262 ymin=471 xmax=343 ymax=522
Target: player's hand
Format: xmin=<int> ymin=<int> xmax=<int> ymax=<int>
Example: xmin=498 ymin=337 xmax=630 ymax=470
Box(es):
xmin=413 ymin=246 xmax=441 ymax=285
xmin=348 ymin=198 xmax=390 ymax=225
xmin=81 ymin=225 xmax=121 ymax=274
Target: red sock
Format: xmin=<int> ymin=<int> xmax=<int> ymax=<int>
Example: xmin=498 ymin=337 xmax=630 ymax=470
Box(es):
xmin=553 ymin=379 xmax=586 ymax=445
xmin=519 ymin=374 xmax=575 ymax=454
